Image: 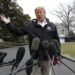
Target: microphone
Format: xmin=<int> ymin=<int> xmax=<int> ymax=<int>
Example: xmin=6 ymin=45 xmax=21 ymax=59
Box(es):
xmin=42 ymin=40 xmax=50 ymax=49
xmin=41 ymin=40 xmax=60 ymax=70
xmin=25 ymin=37 xmax=40 ymax=75
xmin=50 ymin=42 xmax=59 ymax=55
xmin=42 ymin=40 xmax=56 ymax=74
xmin=42 ymin=40 xmax=60 ymax=60
xmin=30 ymin=37 xmax=40 ymax=59
xmin=31 ymin=37 xmax=40 ymax=51
xmin=11 ymin=47 xmax=25 ymax=71
xmin=0 ymin=52 xmax=7 ymax=63
xmin=16 ymin=47 xmax=25 ymax=64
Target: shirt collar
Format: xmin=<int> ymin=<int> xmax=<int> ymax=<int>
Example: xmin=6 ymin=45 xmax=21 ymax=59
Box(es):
xmin=37 ymin=19 xmax=47 ymax=27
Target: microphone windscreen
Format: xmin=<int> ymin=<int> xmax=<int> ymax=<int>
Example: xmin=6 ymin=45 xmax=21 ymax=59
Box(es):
xmin=16 ymin=47 xmax=25 ymax=63
xmin=42 ymin=40 xmax=50 ymax=48
xmin=31 ymin=37 xmax=40 ymax=51
xmin=11 ymin=47 xmax=25 ymax=71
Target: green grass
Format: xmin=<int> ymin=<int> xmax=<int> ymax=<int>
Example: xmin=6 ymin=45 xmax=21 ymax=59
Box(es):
xmin=61 ymin=42 xmax=75 ymax=57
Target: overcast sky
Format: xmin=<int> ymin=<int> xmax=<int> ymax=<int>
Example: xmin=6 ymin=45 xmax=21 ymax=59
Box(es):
xmin=17 ymin=0 xmax=73 ymax=23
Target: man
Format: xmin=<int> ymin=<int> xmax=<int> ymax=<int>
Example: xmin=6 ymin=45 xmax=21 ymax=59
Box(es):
xmin=1 ymin=6 xmax=60 ymax=75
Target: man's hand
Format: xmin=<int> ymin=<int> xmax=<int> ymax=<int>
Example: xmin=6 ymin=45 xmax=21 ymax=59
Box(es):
xmin=0 ymin=15 xmax=11 ymax=24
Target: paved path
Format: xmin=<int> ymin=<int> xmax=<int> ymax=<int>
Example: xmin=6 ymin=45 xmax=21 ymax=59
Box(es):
xmin=0 ymin=45 xmax=75 ymax=75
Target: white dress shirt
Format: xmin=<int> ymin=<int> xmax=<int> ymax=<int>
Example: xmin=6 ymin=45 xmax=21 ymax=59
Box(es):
xmin=37 ymin=19 xmax=47 ymax=27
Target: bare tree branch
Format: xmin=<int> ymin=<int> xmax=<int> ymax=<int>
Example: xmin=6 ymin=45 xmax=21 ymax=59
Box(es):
xmin=51 ymin=3 xmax=74 ymax=35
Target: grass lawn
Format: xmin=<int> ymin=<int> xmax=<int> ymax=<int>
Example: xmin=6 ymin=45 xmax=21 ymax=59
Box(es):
xmin=61 ymin=42 xmax=75 ymax=57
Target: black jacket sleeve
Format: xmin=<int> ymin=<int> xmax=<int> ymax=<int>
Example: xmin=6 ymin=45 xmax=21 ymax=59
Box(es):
xmin=5 ymin=22 xmax=29 ymax=36
xmin=53 ymin=25 xmax=61 ymax=55
xmin=54 ymin=26 xmax=60 ymax=44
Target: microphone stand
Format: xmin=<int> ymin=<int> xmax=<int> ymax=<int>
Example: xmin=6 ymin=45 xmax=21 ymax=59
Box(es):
xmin=0 ymin=59 xmax=15 ymax=67
xmin=9 ymin=52 xmax=40 ymax=75
xmin=10 ymin=60 xmax=42 ymax=75
xmin=61 ymin=55 xmax=75 ymax=63
xmin=45 ymin=48 xmax=56 ymax=75
xmin=58 ymin=57 xmax=75 ymax=74
xmin=53 ymin=49 xmax=75 ymax=74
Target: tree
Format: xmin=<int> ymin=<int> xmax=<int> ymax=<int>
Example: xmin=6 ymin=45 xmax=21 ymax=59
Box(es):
xmin=0 ymin=0 xmax=31 ymax=42
xmin=72 ymin=1 xmax=75 ymax=13
xmin=72 ymin=1 xmax=75 ymax=30
xmin=52 ymin=3 xmax=74 ymax=35
xmin=0 ymin=0 xmax=30 ymax=25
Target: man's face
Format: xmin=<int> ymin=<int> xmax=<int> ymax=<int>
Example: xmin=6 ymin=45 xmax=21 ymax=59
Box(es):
xmin=35 ymin=8 xmax=46 ymax=22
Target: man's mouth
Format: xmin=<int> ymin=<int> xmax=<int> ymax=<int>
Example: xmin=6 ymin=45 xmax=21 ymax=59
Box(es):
xmin=38 ymin=16 xmax=41 ymax=19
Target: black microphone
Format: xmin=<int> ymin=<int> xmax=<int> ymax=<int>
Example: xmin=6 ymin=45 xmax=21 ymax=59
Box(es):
xmin=42 ymin=40 xmax=60 ymax=58
xmin=42 ymin=40 xmax=56 ymax=74
xmin=0 ymin=52 xmax=7 ymax=63
xmin=16 ymin=47 xmax=25 ymax=64
xmin=31 ymin=37 xmax=40 ymax=51
xmin=43 ymin=40 xmax=59 ymax=53
xmin=42 ymin=40 xmax=50 ymax=49
xmin=11 ymin=47 xmax=25 ymax=71
xmin=50 ymin=42 xmax=59 ymax=55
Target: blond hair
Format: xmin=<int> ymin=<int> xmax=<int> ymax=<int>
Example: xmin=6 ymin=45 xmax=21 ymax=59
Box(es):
xmin=35 ymin=6 xmax=46 ymax=14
